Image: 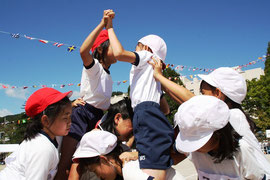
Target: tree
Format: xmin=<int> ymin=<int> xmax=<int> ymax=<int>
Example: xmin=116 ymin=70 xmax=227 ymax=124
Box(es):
xmin=264 ymin=42 xmax=270 ymax=76
xmin=242 ymin=42 xmax=270 ymax=133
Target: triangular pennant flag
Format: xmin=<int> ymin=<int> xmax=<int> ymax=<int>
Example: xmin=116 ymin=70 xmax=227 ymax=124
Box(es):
xmin=24 ymin=35 xmax=35 ymax=40
xmin=39 ymin=39 xmax=49 ymax=44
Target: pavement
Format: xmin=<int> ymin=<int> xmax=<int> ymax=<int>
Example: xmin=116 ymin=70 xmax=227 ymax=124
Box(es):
xmin=1 ymin=154 xmax=270 ymax=179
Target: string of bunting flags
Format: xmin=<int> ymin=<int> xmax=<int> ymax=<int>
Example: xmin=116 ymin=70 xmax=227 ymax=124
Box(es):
xmin=0 ymin=30 xmax=77 ymax=52
xmin=0 ymin=30 xmax=267 ymax=90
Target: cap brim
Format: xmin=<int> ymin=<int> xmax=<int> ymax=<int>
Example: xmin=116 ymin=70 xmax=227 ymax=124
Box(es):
xmin=175 ymin=131 xmax=213 ymax=153
xmin=72 ymin=150 xmax=99 ymax=163
xmin=198 ymin=74 xmax=218 ymax=88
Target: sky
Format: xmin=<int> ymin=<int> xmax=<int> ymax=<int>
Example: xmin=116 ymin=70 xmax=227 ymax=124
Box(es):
xmin=0 ymin=0 xmax=269 ymax=116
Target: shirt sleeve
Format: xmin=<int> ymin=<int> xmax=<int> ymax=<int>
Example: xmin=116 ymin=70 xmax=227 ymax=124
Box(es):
xmin=134 ymin=51 xmax=153 ymax=69
xmin=239 ymin=139 xmax=266 ymax=179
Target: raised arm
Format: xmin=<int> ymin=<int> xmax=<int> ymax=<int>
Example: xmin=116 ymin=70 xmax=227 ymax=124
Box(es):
xmin=80 ymin=10 xmax=110 ymax=67
xmin=105 ymin=11 xmax=136 ymax=64
xmin=149 ymin=57 xmax=195 ymax=103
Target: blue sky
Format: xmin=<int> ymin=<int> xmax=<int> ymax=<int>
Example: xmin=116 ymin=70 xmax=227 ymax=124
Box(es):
xmin=0 ymin=0 xmax=269 ymax=116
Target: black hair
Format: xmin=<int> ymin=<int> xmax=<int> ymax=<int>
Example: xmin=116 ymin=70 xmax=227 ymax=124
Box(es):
xmin=100 ymin=97 xmax=133 ymax=137
xmin=24 ymin=97 xmax=71 ymax=141
xmin=92 ymin=40 xmax=110 ymax=65
xmin=79 ymin=144 xmax=124 ymax=180
xmin=200 ymin=80 xmax=256 ymax=133
xmin=209 ymin=123 xmax=241 ymax=163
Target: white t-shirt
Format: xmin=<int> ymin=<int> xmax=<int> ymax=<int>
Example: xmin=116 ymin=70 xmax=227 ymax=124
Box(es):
xmin=130 ymin=51 xmax=162 ymax=109
xmin=122 ymin=160 xmax=185 ymax=180
xmin=189 ymin=139 xmax=269 ymax=180
xmin=80 ymin=59 xmax=113 ymax=110
xmin=0 ymin=133 xmax=59 ymax=180
xmin=229 ymin=109 xmax=270 ymax=174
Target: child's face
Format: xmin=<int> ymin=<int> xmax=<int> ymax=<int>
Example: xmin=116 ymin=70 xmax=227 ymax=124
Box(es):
xmin=89 ymin=161 xmax=117 ymax=180
xmin=197 ymin=134 xmax=219 ymax=153
xmin=47 ymin=104 xmax=72 ymax=138
xmin=116 ymin=117 xmax=133 ymax=142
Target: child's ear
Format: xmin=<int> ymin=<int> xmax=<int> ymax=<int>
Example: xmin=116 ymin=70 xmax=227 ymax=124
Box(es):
xmin=215 ymin=88 xmax=226 ymax=101
xmin=99 ymin=155 xmax=109 ymax=164
xmin=114 ymin=113 xmax=122 ymax=125
xmin=41 ymin=114 xmax=50 ymax=127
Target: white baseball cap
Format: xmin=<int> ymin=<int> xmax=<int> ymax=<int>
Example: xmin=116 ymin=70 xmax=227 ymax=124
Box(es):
xmin=138 ymin=34 xmax=167 ymax=61
xmin=72 ymin=130 xmax=117 ymax=162
xmin=198 ymin=67 xmax=247 ymax=104
xmin=174 ymin=95 xmax=230 ymax=153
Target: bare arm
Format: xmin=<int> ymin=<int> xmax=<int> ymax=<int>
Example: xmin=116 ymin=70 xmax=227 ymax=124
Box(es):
xmin=68 ymin=163 xmax=80 ymax=180
xmin=106 ymin=12 xmax=136 ymax=63
xmin=80 ymin=10 xmax=110 ymax=67
xmin=149 ymin=57 xmax=195 ymax=103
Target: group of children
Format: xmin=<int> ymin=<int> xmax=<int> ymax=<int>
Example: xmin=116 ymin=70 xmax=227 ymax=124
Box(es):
xmin=0 ymin=9 xmax=270 ymax=180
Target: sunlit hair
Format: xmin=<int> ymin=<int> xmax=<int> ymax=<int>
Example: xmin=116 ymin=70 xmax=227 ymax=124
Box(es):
xmin=200 ymin=80 xmax=256 ymax=133
xmin=209 ymin=123 xmax=241 ymax=163
xmin=92 ymin=40 xmax=110 ymax=65
xmin=24 ymin=97 xmax=71 ymax=141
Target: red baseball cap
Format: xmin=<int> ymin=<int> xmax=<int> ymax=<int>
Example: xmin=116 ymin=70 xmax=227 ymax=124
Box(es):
xmin=25 ymin=87 xmax=73 ymax=118
xmin=91 ymin=29 xmax=109 ymax=53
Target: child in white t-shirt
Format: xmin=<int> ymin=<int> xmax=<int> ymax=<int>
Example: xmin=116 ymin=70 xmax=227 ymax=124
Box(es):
xmin=105 ymin=10 xmax=174 ymax=180
xmin=0 ymin=88 xmax=73 ymax=180
xmin=55 ymin=10 xmax=118 ymax=179
xmin=174 ymin=95 xmax=269 ymax=179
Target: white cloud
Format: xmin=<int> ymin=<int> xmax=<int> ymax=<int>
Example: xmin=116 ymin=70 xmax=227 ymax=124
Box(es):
xmin=5 ymin=88 xmax=28 ymax=100
xmin=0 ymin=109 xmax=13 ymax=117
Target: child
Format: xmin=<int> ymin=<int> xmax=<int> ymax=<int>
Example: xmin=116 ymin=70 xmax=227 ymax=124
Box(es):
xmin=71 ymin=130 xmax=185 ymax=180
xmin=54 ymin=10 xmax=117 ymax=179
xmin=174 ymin=95 xmax=270 ymax=179
xmin=0 ymin=87 xmax=72 ymax=180
xmin=149 ymin=59 xmax=270 ymax=172
xmin=68 ymin=98 xmax=134 ymax=179
xmin=106 ymin=10 xmax=174 ymax=179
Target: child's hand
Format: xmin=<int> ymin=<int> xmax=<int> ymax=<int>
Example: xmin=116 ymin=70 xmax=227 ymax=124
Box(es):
xmin=72 ymin=98 xmax=86 ymax=107
xmin=119 ymin=151 xmax=138 ymax=164
xmin=148 ymin=56 xmax=164 ymax=79
xmin=104 ymin=10 xmax=115 ymax=30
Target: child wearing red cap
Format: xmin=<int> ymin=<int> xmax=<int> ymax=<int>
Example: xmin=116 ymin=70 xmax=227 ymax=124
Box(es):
xmin=55 ymin=10 xmax=118 ymax=179
xmin=105 ymin=10 xmax=174 ymax=180
xmin=0 ymin=88 xmax=72 ymax=180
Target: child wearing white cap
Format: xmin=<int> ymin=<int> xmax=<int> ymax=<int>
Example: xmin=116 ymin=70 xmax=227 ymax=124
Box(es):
xmin=71 ymin=130 xmax=184 ymax=180
xmin=174 ymin=95 xmax=269 ymax=179
xmin=149 ymin=59 xmax=270 ymax=173
xmin=105 ymin=10 xmax=174 ymax=179
xmin=68 ymin=98 xmax=134 ymax=179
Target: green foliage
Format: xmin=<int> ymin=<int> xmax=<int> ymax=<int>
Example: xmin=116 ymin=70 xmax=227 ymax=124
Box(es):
xmin=242 ymin=42 xmax=270 ymax=133
xmin=112 ymin=91 xmax=123 ymax=96
xmin=0 ymin=113 xmax=28 ymax=144
xmin=264 ymin=42 xmax=270 ymax=76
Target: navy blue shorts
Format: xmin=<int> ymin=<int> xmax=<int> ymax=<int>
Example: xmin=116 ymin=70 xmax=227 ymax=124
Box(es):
xmin=68 ymin=103 xmax=103 ymax=141
xmin=133 ymin=101 xmax=174 ymax=170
